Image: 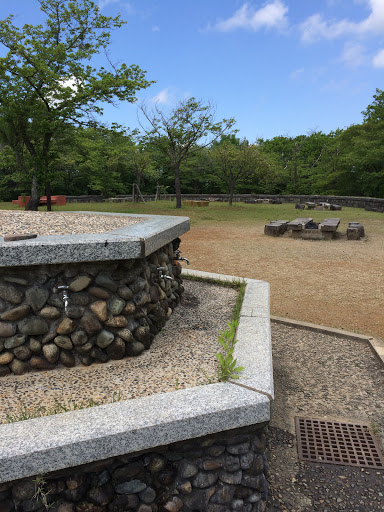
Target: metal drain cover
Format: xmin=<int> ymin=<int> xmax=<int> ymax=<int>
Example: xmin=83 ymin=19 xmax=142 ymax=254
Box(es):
xmin=295 ymin=417 xmax=384 ymax=469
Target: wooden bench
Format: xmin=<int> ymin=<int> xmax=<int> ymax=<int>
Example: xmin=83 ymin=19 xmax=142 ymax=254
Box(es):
xmin=12 ymin=195 xmax=66 ymax=207
xmin=39 ymin=198 xmax=57 ymax=205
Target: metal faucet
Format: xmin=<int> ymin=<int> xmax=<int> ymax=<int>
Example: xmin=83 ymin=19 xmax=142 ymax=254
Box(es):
xmin=54 ymin=285 xmax=70 ymax=314
xmin=174 ymin=250 xmax=190 ymax=265
xmin=157 ymin=267 xmax=174 ymax=280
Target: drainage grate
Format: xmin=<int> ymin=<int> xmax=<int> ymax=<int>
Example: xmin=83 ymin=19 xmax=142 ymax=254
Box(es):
xmin=295 ymin=417 xmax=384 ymax=469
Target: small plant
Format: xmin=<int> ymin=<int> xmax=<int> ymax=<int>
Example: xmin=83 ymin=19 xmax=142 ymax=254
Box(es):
xmin=6 ymin=394 xmax=122 ymax=424
xmin=111 ymin=391 xmax=122 ymax=402
xmin=186 ymin=276 xmax=247 ymax=384
xmin=231 ymin=280 xmax=246 ymax=323
xmin=33 ymin=475 xmax=54 ymax=510
xmin=370 ymin=421 xmax=380 ymax=434
xmin=197 ymin=367 xmax=216 ymax=385
xmin=216 ymin=320 xmax=244 ymax=381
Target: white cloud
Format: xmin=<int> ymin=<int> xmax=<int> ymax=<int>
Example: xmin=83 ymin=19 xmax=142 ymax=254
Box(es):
xmin=123 ymin=3 xmax=135 ymax=15
xmin=208 ymin=1 xmax=288 ymax=32
xmin=372 ymin=48 xmax=384 ymax=68
xmin=150 ymin=88 xmax=170 ymax=104
xmin=290 ymin=67 xmax=304 ymax=80
xmin=321 ymin=78 xmax=350 ymax=92
xmin=98 ymin=0 xmax=120 ymax=9
xmin=300 ymin=0 xmax=384 ymax=42
xmin=152 ymin=25 xmax=160 ymax=32
xmin=340 ymin=42 xmax=367 ymax=67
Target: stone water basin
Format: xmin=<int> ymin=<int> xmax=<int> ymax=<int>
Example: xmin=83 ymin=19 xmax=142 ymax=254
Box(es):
xmin=0 ymin=211 xmax=273 ymax=499
xmin=0 ymin=211 xmax=190 ymax=376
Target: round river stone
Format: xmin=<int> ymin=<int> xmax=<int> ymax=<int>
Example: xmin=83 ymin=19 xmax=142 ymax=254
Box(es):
xmin=90 ymin=301 xmax=108 ymax=322
xmin=25 ymin=286 xmax=49 ymax=311
xmin=5 ymin=335 xmax=27 ymax=349
xmin=96 ymin=330 xmax=115 ymax=349
xmin=18 ymin=318 xmax=48 ymax=336
xmin=0 ymin=305 xmax=31 ymax=322
xmin=54 ymin=336 xmax=73 ymax=350
xmin=43 ymin=343 xmax=60 ymax=363
xmin=0 ymin=322 xmax=16 ymax=337
xmin=69 ymin=275 xmax=92 ymax=292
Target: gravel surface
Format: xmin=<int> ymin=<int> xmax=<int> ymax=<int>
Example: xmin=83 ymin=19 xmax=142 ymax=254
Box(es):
xmin=0 ymin=280 xmax=237 ymax=423
xmin=268 ymin=323 xmax=384 ymax=511
xmin=0 ymin=210 xmax=143 ymax=236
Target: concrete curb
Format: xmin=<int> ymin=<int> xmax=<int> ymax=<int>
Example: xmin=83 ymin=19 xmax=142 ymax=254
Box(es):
xmin=271 ymin=315 xmax=384 ymax=367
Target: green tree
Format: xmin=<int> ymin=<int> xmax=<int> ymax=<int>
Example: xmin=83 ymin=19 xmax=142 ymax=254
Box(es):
xmin=208 ymin=139 xmax=265 ymax=205
xmin=362 ymin=88 xmax=384 ymax=123
xmin=127 ymin=141 xmax=157 ymax=199
xmin=336 ymin=122 xmax=384 ymax=197
xmin=139 ymin=97 xmax=236 ymax=208
xmin=59 ymin=124 xmax=135 ymax=196
xmin=0 ymin=0 xmax=152 ymax=210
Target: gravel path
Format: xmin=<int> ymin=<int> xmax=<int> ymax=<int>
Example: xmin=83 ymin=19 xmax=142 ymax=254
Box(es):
xmin=0 ymin=280 xmax=236 ymax=423
xmin=268 ymin=323 xmax=384 ymax=511
xmin=0 ymin=211 xmax=143 ymax=236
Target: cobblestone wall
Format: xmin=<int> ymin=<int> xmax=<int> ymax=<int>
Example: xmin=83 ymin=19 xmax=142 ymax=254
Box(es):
xmin=0 ymin=423 xmax=269 ymax=512
xmin=0 ymin=242 xmax=183 ymax=376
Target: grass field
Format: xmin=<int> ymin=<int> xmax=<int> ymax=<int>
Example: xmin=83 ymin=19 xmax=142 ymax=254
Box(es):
xmin=2 ymin=200 xmax=383 ymax=339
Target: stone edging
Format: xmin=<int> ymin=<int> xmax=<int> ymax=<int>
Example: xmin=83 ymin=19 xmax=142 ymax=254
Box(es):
xmin=0 ymin=270 xmax=273 ymax=484
xmin=271 ymin=315 xmax=384 ymax=367
xmin=0 ymin=213 xmax=190 ymax=267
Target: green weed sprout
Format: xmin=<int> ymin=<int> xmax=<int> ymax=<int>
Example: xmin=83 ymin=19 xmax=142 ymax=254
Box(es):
xmin=216 ymin=320 xmax=244 ymax=381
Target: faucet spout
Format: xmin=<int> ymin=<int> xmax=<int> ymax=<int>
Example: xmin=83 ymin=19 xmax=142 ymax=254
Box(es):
xmin=157 ymin=267 xmax=174 ymax=281
xmin=55 ymin=285 xmax=70 ymax=315
xmin=174 ymin=250 xmax=190 ymax=265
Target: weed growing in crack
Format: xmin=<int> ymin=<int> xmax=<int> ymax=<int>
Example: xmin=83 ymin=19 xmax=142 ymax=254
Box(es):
xmin=6 ymin=392 xmax=122 ymax=423
xmin=32 ymin=475 xmax=54 ymax=510
xmin=216 ymin=320 xmax=244 ymax=381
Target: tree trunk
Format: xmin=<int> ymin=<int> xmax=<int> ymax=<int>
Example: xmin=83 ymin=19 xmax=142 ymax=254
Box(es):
xmin=25 ymin=172 xmax=40 ymax=211
xmin=229 ymin=183 xmax=234 ymax=206
xmin=46 ymin=183 xmax=52 ymax=212
xmin=174 ymin=165 xmax=182 ymax=208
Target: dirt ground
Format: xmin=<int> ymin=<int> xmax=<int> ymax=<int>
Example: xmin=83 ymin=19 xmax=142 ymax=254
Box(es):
xmin=180 ymin=224 xmax=384 ymax=340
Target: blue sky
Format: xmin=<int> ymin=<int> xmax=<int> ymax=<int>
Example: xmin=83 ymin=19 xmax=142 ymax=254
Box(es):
xmin=1 ymin=0 xmax=384 ymax=141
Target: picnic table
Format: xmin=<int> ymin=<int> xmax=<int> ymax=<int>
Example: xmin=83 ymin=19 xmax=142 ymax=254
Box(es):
xmin=265 ymin=217 xmax=341 ymax=240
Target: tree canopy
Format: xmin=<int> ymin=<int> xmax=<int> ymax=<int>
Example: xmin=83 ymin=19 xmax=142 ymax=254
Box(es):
xmin=0 ymin=0 xmax=152 ymax=209
xmin=139 ymin=97 xmax=236 ymax=207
